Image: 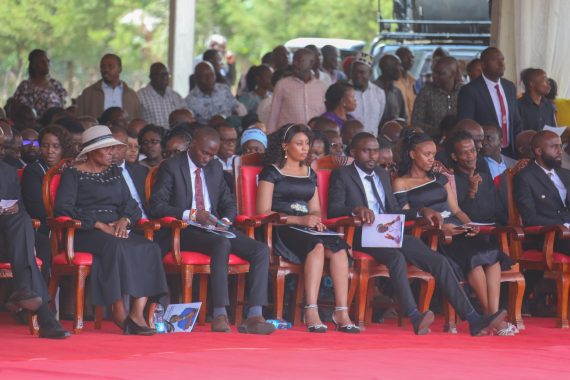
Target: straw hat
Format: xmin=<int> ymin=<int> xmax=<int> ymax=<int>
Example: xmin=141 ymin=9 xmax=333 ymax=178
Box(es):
xmin=76 ymin=125 xmax=124 ymax=158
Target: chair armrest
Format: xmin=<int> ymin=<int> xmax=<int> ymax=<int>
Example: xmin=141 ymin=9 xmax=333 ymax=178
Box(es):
xmin=323 ymin=216 xmax=362 ymax=229
xmin=479 ymin=225 xmax=525 ymax=241
xmin=156 ymin=217 xmax=188 ymax=230
xmin=420 ymin=225 xmax=453 ymax=246
xmin=234 ymin=212 xmax=285 ymax=228
xmin=524 ymin=225 xmax=570 ymax=239
xmin=47 ymin=216 xmax=82 ymax=264
xmin=135 ymin=218 xmax=161 ymax=240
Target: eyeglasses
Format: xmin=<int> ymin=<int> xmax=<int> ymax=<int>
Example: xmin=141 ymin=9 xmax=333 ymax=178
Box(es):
xmin=22 ymin=139 xmax=40 ymax=147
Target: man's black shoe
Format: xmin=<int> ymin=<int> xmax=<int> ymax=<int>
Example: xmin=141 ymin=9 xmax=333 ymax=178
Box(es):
xmin=469 ymin=309 xmax=507 ymax=336
xmin=5 ymin=290 xmax=42 ymax=312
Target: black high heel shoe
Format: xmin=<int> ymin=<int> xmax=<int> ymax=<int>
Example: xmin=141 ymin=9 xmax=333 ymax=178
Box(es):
xmin=123 ymin=316 xmax=156 ymax=336
xmin=304 ymin=304 xmax=328 ymax=333
xmin=332 ymin=306 xmax=361 ymax=334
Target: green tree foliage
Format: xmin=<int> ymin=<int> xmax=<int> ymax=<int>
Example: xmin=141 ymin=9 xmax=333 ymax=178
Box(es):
xmin=0 ymin=0 xmax=392 ymax=105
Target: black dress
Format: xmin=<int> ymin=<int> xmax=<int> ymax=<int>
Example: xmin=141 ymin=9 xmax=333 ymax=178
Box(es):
xmin=54 ymin=165 xmax=168 ymax=306
xmin=394 ymin=174 xmax=512 ymax=278
xmin=258 ymin=165 xmax=349 ymax=265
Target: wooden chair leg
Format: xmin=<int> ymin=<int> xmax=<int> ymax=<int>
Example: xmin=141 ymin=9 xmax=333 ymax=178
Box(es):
xmin=94 ymin=306 xmax=104 ymax=329
xmin=73 ymin=267 xmax=88 ymax=334
xmin=29 ymin=313 xmax=39 ymax=336
xmin=292 ymin=274 xmax=304 ymax=326
xmin=555 ymin=273 xmax=570 ymax=328
xmin=233 ymin=274 xmax=246 ymax=326
xmin=198 ymin=275 xmax=208 ymax=325
xmin=508 ymin=277 xmax=526 ymax=330
xmin=442 ymin=296 xmax=458 ymax=334
xmin=356 ymin=261 xmax=370 ymax=327
xmin=364 ymin=277 xmax=376 ymax=325
xmin=181 ymin=266 xmax=193 ymax=303
xmin=48 ymin=274 xmax=60 ymax=310
xmin=418 ymin=278 xmax=435 ymax=312
xmin=273 ymin=271 xmax=286 ymax=321
xmin=347 ymin=268 xmax=358 ymax=315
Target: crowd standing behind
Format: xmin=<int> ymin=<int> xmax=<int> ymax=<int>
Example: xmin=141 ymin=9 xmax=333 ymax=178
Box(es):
xmin=0 ymin=38 xmax=564 ymax=340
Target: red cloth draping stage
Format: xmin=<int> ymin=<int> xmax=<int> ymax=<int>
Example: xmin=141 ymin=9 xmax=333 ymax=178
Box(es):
xmin=0 ymin=314 xmax=569 ymax=379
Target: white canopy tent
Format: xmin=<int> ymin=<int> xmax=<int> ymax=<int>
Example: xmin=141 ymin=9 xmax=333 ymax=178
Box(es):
xmin=492 ymin=0 xmax=570 ymax=97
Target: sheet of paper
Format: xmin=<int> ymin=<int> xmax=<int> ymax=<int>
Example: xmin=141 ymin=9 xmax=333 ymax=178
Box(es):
xmin=361 ymin=214 xmax=405 ymax=248
xmin=0 ymin=199 xmax=18 ymax=209
xmin=543 ymin=125 xmax=566 ymax=137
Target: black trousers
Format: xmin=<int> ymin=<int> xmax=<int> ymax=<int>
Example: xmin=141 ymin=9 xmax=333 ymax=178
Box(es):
xmin=356 ymin=235 xmax=475 ymax=319
xmin=158 ymin=228 xmax=269 ymax=308
xmin=0 ymin=209 xmax=49 ymax=304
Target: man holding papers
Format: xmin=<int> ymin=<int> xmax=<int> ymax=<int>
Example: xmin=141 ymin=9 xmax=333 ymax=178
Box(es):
xmin=328 ymin=132 xmax=507 ymax=336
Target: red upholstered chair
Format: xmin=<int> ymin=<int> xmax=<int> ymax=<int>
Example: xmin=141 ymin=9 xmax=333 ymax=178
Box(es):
xmin=233 ymin=154 xmax=303 ymax=324
xmin=314 ymin=155 xmax=436 ymax=328
xmin=44 ymin=160 xmax=160 ymax=333
xmin=507 ymin=159 xmax=570 ymax=328
xmin=433 ymin=162 xmax=526 ymax=332
xmin=145 ymin=165 xmax=250 ymax=326
xmin=0 ymin=219 xmax=42 ymax=336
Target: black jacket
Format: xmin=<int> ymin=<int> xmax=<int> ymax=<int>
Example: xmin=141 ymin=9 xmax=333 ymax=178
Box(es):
xmin=514 ymin=160 xmax=570 ymax=226
xmin=457 ymin=76 xmax=522 ymax=157
xmin=149 ymin=153 xmax=236 ymax=221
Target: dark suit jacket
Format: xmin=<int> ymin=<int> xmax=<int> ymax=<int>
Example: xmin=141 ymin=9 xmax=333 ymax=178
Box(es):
xmin=21 ymin=160 xmax=49 ymax=233
xmin=123 ymin=161 xmax=149 ymax=215
xmin=457 ymin=76 xmax=522 ymax=157
xmin=328 ymin=164 xmax=421 ymax=222
xmin=0 ymin=161 xmax=20 ymax=201
xmin=513 ymin=160 xmax=570 ymax=226
xmin=149 ymin=152 xmax=236 ymax=221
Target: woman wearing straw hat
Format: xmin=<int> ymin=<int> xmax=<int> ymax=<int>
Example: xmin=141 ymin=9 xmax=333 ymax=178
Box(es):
xmin=54 ymin=125 xmax=168 ymax=335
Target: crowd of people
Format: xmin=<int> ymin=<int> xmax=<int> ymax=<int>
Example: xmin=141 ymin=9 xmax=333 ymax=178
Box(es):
xmin=0 ymin=35 xmax=566 ymax=340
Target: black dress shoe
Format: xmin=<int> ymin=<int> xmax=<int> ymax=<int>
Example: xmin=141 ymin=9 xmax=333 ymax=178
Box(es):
xmin=39 ymin=325 xmax=71 ymax=339
xmin=6 ymin=290 xmax=42 ymax=312
xmin=470 ymin=309 xmax=507 ymax=336
xmin=412 ymin=311 xmax=434 ymax=335
xmin=123 ymin=316 xmax=156 ymax=336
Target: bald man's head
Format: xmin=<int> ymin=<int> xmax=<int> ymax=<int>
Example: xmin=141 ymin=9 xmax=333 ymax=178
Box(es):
xmin=195 ymin=61 xmax=216 ymax=94
xmin=531 ymin=130 xmax=562 ymax=169
xmin=515 ymin=130 xmax=537 ymax=159
xmin=169 ymin=108 xmax=194 ymax=127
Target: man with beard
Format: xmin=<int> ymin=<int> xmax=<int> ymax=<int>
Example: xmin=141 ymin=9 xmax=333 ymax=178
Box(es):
xmin=348 ymin=52 xmax=386 ymax=137
xmin=514 ymin=131 xmax=570 ymax=246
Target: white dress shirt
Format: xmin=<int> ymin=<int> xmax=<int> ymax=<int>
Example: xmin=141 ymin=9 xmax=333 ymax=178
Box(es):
xmin=118 ymin=162 xmax=148 ymax=219
xmin=102 ymin=81 xmax=124 ymax=110
xmin=482 ymin=74 xmax=510 ymax=145
xmin=349 ymin=81 xmax=386 ymax=137
xmin=354 ymin=164 xmax=386 ymax=212
xmin=536 ymin=161 xmax=567 ymax=205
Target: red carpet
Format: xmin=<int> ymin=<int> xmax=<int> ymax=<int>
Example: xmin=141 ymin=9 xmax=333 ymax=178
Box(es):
xmin=1 ymin=313 xmax=569 ymax=379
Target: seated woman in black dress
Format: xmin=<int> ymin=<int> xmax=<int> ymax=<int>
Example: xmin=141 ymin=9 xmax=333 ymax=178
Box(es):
xmin=22 ymin=125 xmax=74 ymax=280
xmin=256 ymin=124 xmax=359 ymax=333
xmin=55 ymin=125 xmax=168 ymax=335
xmin=392 ymin=129 xmax=516 ymax=336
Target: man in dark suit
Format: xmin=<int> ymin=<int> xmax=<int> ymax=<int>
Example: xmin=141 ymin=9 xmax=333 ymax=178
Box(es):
xmin=328 ymin=132 xmax=507 ymax=336
xmin=0 ymin=160 xmax=69 ymax=339
xmin=514 ymin=130 xmax=570 ymax=253
xmin=111 ymin=126 xmax=150 ymax=217
xmin=149 ymin=127 xmax=274 ymax=335
xmin=457 ymin=47 xmax=522 ymax=158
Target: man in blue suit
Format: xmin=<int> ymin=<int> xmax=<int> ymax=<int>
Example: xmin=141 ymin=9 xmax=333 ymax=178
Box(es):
xmin=457 ymin=47 xmax=522 ymax=158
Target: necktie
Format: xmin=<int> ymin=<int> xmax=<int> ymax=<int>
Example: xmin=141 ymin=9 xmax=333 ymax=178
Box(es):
xmin=194 ymin=168 xmax=205 ymax=210
xmin=364 ymin=175 xmax=386 ymax=213
xmin=495 ymin=84 xmax=509 ymax=147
